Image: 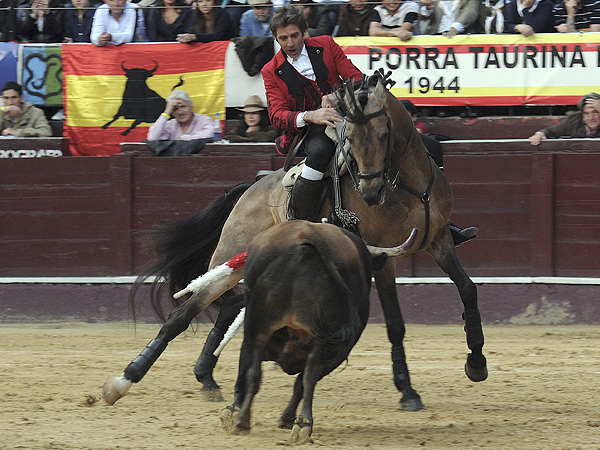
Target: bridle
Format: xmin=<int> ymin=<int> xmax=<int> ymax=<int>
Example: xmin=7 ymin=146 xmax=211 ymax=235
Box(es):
xmin=337 ymin=91 xmax=436 ymax=249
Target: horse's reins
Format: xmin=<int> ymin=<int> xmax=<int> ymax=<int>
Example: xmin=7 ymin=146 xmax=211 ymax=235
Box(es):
xmin=342 ymin=103 xmax=436 ymax=250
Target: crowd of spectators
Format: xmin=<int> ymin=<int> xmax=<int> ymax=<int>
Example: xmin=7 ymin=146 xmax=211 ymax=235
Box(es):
xmin=0 ymin=0 xmax=598 ymax=45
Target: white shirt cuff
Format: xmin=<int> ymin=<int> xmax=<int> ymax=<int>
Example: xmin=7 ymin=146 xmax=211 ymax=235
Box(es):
xmin=451 ymin=22 xmax=465 ymax=33
xmin=296 ymin=111 xmax=308 ymax=128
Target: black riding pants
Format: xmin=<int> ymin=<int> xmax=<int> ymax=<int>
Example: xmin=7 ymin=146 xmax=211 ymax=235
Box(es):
xmin=302 ymin=124 xmax=336 ymax=173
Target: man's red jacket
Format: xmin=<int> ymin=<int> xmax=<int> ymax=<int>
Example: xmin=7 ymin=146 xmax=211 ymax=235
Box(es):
xmin=261 ymin=35 xmax=362 ymax=155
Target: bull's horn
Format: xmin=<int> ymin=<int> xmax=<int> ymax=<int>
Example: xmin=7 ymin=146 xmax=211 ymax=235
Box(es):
xmin=367 ymin=228 xmax=418 ymax=257
xmin=149 ymin=60 xmax=158 ymax=74
xmin=121 ymin=60 xmax=129 ymax=72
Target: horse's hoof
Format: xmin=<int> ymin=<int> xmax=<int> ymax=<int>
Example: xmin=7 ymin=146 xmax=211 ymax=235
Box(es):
xmin=400 ymin=396 xmax=424 ymax=412
xmin=102 ymin=376 xmax=132 ymax=405
xmin=231 ymin=424 xmax=251 ymax=435
xmin=290 ymin=424 xmax=313 ymax=444
xmin=465 ymin=362 xmax=488 ymax=382
xmin=220 ymin=406 xmax=237 ymax=433
xmin=201 ymin=387 xmax=224 ymax=402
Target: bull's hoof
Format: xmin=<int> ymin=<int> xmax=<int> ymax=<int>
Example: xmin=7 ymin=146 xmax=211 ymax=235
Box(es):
xmin=231 ymin=424 xmax=251 ymax=435
xmin=465 ymin=362 xmax=488 ymax=382
xmin=290 ymin=423 xmax=313 ymax=444
xmin=220 ymin=406 xmax=238 ymax=433
xmin=201 ymin=386 xmax=224 ymax=402
xmin=400 ymin=395 xmax=424 ymax=412
xmin=102 ymin=376 xmax=132 ymax=405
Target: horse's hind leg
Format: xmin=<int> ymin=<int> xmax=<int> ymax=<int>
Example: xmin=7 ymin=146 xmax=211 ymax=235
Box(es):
xmin=374 ymin=260 xmax=424 ymax=412
xmin=194 ymin=293 xmax=245 ymax=402
xmin=428 ymin=232 xmax=488 ymax=382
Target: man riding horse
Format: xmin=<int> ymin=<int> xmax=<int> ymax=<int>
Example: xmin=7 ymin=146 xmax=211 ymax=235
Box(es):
xmin=262 ymin=5 xmax=477 ymax=244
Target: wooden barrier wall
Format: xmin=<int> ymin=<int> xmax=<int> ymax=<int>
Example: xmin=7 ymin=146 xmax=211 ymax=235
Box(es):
xmin=1 ymin=139 xmax=599 ymax=278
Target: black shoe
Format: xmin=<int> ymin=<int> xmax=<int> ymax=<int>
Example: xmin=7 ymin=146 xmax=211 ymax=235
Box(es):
xmin=448 ymin=222 xmax=478 ymax=247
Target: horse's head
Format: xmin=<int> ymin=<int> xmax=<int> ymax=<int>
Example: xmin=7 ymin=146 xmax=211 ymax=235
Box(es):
xmin=337 ymin=78 xmax=390 ymax=206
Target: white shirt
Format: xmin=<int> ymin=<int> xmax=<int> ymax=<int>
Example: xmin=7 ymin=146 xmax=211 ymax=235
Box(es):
xmin=91 ymin=3 xmax=146 ymax=46
xmin=373 ymin=2 xmax=420 ymax=29
xmin=421 ymin=0 xmax=466 ymax=34
xmin=285 ymin=45 xmax=316 ymax=128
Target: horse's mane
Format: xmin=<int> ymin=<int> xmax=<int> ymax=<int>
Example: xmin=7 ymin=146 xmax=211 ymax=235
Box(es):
xmin=336 ymin=70 xmax=396 ymax=123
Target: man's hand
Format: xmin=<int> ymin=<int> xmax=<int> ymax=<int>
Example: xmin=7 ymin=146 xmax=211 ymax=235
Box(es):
xmin=555 ymin=23 xmax=575 ymax=33
xmin=515 ymin=24 xmax=535 ymax=37
xmin=443 ymin=27 xmax=458 ymax=38
xmin=98 ymin=31 xmax=111 ymax=46
xmin=391 ymin=28 xmax=412 ymax=41
xmin=164 ymin=98 xmax=179 ymax=116
xmin=305 ymin=108 xmax=343 ymax=128
xmin=2 ymin=127 xmax=19 ymax=136
xmin=3 ymin=105 xmax=22 ymax=116
xmin=585 ymin=98 xmax=600 ymax=113
xmin=528 ymin=131 xmax=546 ymax=146
xmin=176 ymin=33 xmax=196 ymax=44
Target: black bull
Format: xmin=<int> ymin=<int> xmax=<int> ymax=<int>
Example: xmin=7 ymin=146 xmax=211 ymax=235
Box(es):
xmin=102 ymin=61 xmax=183 ymax=136
xmin=220 ymin=221 xmax=388 ymax=442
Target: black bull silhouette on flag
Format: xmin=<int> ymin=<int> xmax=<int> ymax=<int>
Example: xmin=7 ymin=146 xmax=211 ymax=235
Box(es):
xmin=103 ymin=61 xmax=184 ymax=136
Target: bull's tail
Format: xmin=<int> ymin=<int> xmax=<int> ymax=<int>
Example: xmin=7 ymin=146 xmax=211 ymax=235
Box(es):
xmin=128 ymin=182 xmax=253 ymax=322
xmin=172 ymin=76 xmax=184 ymax=90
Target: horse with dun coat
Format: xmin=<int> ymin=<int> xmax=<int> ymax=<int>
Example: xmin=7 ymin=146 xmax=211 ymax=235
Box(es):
xmin=103 ymin=76 xmax=488 ymax=411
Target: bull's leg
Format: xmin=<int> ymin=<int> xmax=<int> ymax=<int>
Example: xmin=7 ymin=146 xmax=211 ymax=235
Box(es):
xmin=231 ymin=344 xmax=265 ymax=434
xmin=374 ymin=260 xmax=424 ymax=412
xmin=428 ymin=230 xmax=488 ymax=382
xmin=194 ymin=293 xmax=245 ymax=402
xmin=102 ymin=271 xmax=243 ymax=405
xmin=121 ymin=119 xmax=143 ymax=136
xmin=289 ymin=350 xmax=323 ymax=444
xmin=102 ymin=115 xmax=120 ymax=129
xmin=279 ymin=374 xmax=304 ymax=429
xmin=220 ymin=339 xmax=252 ymax=433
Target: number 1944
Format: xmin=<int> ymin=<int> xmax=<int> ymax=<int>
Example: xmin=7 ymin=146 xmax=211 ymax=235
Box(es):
xmin=404 ymin=76 xmax=460 ymax=94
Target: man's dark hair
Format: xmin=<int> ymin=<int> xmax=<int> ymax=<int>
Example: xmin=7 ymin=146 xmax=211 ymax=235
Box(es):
xmin=2 ymin=81 xmax=22 ymax=95
xmin=270 ymin=5 xmax=308 ymax=37
xmin=400 ymin=99 xmax=418 ymax=116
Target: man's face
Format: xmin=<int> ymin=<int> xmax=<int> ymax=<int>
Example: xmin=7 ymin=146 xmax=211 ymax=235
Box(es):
xmin=105 ymin=0 xmax=126 ymax=16
xmin=582 ymin=104 xmax=600 ymax=132
xmin=383 ymin=0 xmax=400 ymax=13
xmin=350 ymin=0 xmax=366 ymax=11
xmin=172 ymin=99 xmax=194 ymax=125
xmin=2 ymin=89 xmax=22 ymax=108
xmin=275 ymin=24 xmax=304 ymax=59
xmin=72 ymin=0 xmax=89 ymax=9
xmin=253 ymin=5 xmax=271 ymax=23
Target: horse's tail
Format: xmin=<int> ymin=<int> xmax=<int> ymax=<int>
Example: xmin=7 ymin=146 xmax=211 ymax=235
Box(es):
xmin=128 ymin=181 xmax=254 ymax=323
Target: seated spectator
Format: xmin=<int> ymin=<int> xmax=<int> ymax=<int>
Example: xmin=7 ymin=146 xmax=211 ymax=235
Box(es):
xmin=336 ymin=0 xmax=374 ymax=37
xmin=91 ymin=0 xmax=146 ymax=45
xmin=0 ymin=81 xmax=51 ymax=137
xmin=63 ymin=0 xmax=100 ymax=42
xmin=225 ymin=95 xmax=278 ymax=142
xmin=505 ymin=0 xmax=555 ymax=36
xmin=239 ymin=0 xmax=272 ymax=37
xmin=419 ymin=0 xmax=480 ymax=37
xmin=369 ymin=0 xmax=418 ymax=40
xmin=291 ymin=0 xmax=332 ymax=37
xmin=0 ymin=0 xmax=17 ymax=41
xmin=400 ymin=99 xmax=426 ymax=133
xmin=176 ymin=0 xmax=234 ymax=43
xmin=553 ymin=0 xmax=600 ymax=32
xmin=147 ymin=89 xmax=214 ymax=140
xmin=478 ymin=0 xmax=505 ymax=34
xmin=17 ymin=0 xmax=64 ymax=42
xmin=528 ymin=92 xmax=600 ymax=145
xmin=146 ymin=0 xmax=192 ymax=41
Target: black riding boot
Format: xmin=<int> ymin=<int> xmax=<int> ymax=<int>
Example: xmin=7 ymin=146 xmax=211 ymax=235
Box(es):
xmin=288 ymin=176 xmax=324 ymax=221
xmin=448 ymin=220 xmax=479 ymax=247
xmin=194 ymin=328 xmax=224 ymax=390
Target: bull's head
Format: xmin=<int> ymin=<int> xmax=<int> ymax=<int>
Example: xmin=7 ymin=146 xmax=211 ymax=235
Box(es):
xmin=120 ymin=60 xmax=159 ymax=79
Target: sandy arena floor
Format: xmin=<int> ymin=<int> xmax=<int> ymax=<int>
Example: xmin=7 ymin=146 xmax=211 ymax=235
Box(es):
xmin=1 ymin=322 xmax=599 ymax=449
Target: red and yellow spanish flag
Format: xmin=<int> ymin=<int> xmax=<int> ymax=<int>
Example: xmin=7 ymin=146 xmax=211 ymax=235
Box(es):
xmin=62 ymin=42 xmax=228 ymax=156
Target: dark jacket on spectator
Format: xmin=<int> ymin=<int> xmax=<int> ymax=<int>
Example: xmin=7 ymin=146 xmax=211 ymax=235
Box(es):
xmin=146 ymin=3 xmax=193 ymax=41
xmin=193 ymin=7 xmax=234 ymax=42
xmin=505 ymin=0 xmax=555 ymax=34
xmin=305 ymin=4 xmax=332 ymax=37
xmin=0 ymin=0 xmax=17 ymax=41
xmin=541 ymin=112 xmax=600 ymax=138
xmin=17 ymin=0 xmax=63 ymax=42
xmin=63 ymin=2 xmax=98 ymax=42
xmin=336 ymin=3 xmax=374 ymax=36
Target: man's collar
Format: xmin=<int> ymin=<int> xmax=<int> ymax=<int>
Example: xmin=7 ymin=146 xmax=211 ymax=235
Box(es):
xmin=285 ymin=42 xmax=308 ymax=64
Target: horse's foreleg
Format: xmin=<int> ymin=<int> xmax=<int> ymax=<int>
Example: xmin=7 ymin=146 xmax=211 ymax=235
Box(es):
xmin=194 ymin=293 xmax=245 ymax=402
xmin=374 ymin=260 xmax=424 ymax=411
xmin=428 ymin=231 xmax=488 ymax=382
